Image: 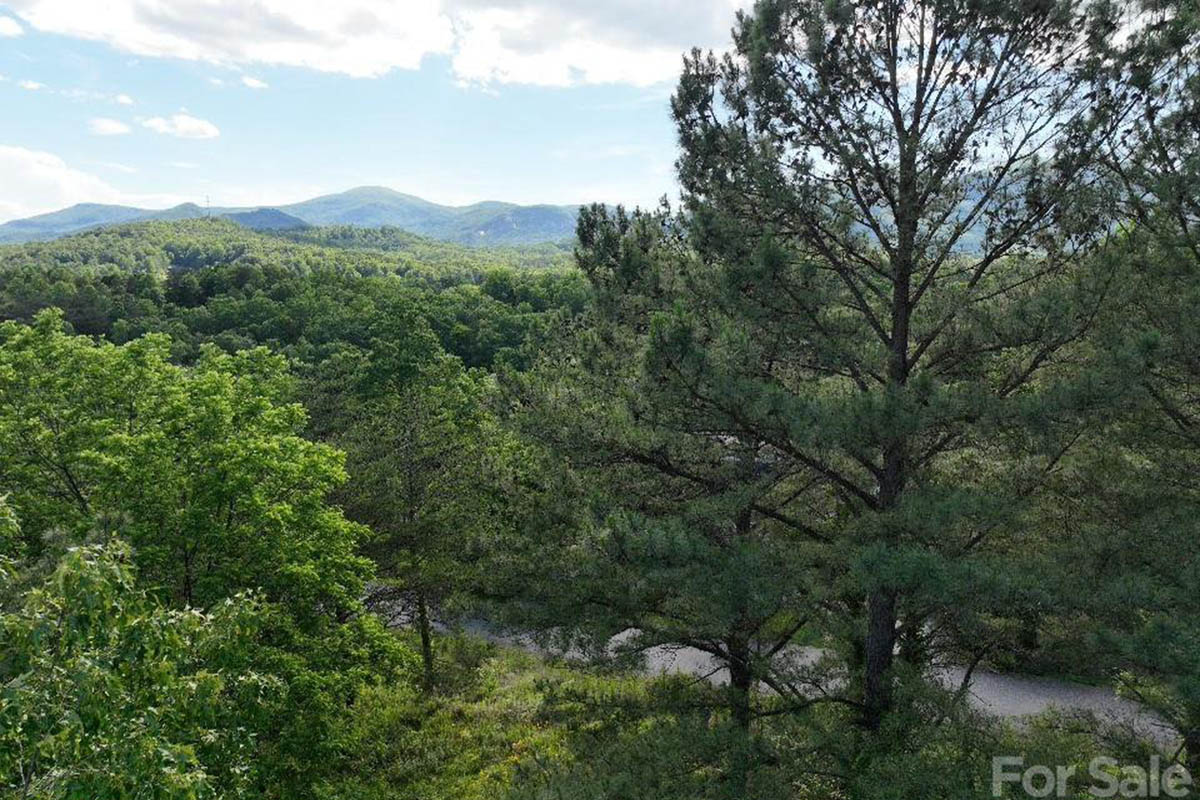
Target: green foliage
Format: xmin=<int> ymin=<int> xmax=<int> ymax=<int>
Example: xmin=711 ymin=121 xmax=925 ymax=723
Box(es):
xmin=1016 ymin=5 xmax=1200 ymax=771
xmin=0 ymin=310 xmax=368 ymax=614
xmin=334 ymin=355 xmax=501 ymax=684
xmin=0 ymin=218 xmax=572 ymax=282
xmin=658 ymin=0 xmax=1136 ymax=738
xmin=0 ymin=496 xmax=19 ymax=564
xmin=0 ymin=541 xmax=271 ymax=799
xmin=0 ymin=219 xmax=586 ymax=370
xmin=317 ymin=647 xmax=569 ymax=800
xmin=278 ymin=225 xmax=574 ymax=270
xmin=0 ymin=312 xmax=408 ymax=797
xmin=494 ymin=0 xmax=1167 ymax=792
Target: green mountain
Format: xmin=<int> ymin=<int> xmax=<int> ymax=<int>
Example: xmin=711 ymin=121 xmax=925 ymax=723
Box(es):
xmin=278 ymin=187 xmax=579 ymax=245
xmin=0 ymin=203 xmax=152 ymax=242
xmin=222 ymin=208 xmax=311 ymax=230
xmin=0 ymin=187 xmax=581 ymax=246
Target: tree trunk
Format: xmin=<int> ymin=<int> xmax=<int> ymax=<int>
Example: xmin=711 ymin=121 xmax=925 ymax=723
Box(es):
xmin=725 ymin=502 xmax=756 ymax=795
xmin=862 ymin=443 xmax=906 ymax=730
xmin=861 ymin=79 xmax=918 ymax=731
xmin=728 ymin=637 xmax=754 ymax=731
xmin=863 ymin=589 xmax=898 ymax=731
xmin=416 ymin=592 xmax=435 ymax=692
xmin=726 ymin=500 xmax=756 ymax=732
xmin=726 ymin=635 xmax=754 ymax=799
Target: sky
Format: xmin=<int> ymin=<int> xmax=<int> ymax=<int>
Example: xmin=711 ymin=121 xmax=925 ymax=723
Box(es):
xmin=0 ymin=0 xmax=749 ymax=223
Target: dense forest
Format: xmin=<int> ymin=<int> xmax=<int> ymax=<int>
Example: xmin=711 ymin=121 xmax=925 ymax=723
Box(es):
xmin=4 ymin=0 xmax=1200 ymax=798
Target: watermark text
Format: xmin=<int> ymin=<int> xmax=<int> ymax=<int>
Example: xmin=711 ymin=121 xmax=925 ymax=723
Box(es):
xmin=993 ymin=756 xmax=1194 ymax=798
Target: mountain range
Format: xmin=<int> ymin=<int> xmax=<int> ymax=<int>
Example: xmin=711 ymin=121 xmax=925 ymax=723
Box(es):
xmin=0 ymin=187 xmax=582 ymax=246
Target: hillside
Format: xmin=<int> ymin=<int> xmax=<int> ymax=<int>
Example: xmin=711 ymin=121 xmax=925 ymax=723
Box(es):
xmin=0 ymin=216 xmax=586 ymax=370
xmin=0 ymin=203 xmax=152 ymax=242
xmin=223 ymin=208 xmax=311 ymax=230
xmin=281 ymin=187 xmax=580 ymax=245
xmin=0 ymin=187 xmax=581 ymax=247
xmin=0 ymin=217 xmax=574 ymax=283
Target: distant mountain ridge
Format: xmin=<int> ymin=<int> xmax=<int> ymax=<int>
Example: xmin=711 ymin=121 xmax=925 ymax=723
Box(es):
xmin=0 ymin=186 xmax=581 ymax=246
xmin=223 ymin=208 xmax=311 ymax=231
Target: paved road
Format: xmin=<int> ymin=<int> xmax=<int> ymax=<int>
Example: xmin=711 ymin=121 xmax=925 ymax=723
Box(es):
xmin=468 ymin=623 xmax=1170 ymax=742
xmin=635 ymin=639 xmax=1170 ymax=742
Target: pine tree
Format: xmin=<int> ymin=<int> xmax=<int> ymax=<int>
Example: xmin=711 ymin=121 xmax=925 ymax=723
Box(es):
xmin=1061 ymin=1 xmax=1200 ymax=771
xmin=335 ymin=355 xmax=498 ymax=691
xmin=501 ymin=210 xmax=844 ymax=794
xmin=655 ymin=0 xmax=1133 ymax=732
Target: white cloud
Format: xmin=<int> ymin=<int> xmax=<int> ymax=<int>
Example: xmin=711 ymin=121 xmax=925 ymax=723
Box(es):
xmin=88 ymin=117 xmax=132 ymax=136
xmin=446 ymin=1 xmax=743 ymax=87
xmin=0 ymin=145 xmax=182 ymax=223
xmin=115 ymin=93 xmax=134 ymax=105
xmin=94 ymin=160 xmax=138 ymax=173
xmin=0 ymin=16 xmax=22 ymax=36
xmin=5 ymin=0 xmax=453 ymax=79
xmin=241 ymin=76 xmax=268 ymax=89
xmin=208 ymin=77 xmax=224 ymax=86
xmin=168 ymin=161 xmax=200 ymax=169
xmin=3 ymin=0 xmax=748 ymax=86
xmin=141 ymin=113 xmax=219 ymax=139
xmin=18 ymin=80 xmax=45 ymax=90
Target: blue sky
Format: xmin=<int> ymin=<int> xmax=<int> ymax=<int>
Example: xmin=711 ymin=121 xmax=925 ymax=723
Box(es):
xmin=0 ymin=0 xmax=747 ymax=222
